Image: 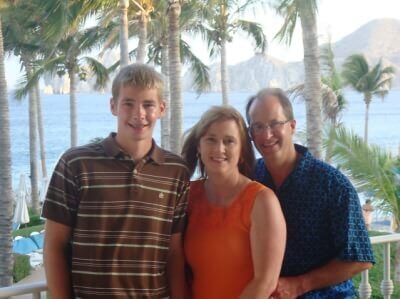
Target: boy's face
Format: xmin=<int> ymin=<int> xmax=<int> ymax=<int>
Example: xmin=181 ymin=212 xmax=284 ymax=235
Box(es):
xmin=111 ymin=85 xmax=165 ymax=143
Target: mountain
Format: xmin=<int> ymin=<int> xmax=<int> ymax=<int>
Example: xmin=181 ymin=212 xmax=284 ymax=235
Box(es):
xmin=184 ymin=18 xmax=400 ymax=92
xmin=184 ymin=54 xmax=304 ymax=92
xmin=332 ymin=18 xmax=400 ymax=87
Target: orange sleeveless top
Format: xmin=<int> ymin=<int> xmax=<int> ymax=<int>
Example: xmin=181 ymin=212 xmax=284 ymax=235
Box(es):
xmin=184 ymin=180 xmax=266 ymax=299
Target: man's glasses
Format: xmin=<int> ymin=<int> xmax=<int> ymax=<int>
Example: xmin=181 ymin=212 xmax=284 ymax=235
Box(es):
xmin=249 ymin=120 xmax=291 ymax=135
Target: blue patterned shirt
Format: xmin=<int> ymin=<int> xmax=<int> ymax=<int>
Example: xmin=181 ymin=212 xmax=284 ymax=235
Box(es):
xmin=255 ymin=144 xmax=374 ymax=298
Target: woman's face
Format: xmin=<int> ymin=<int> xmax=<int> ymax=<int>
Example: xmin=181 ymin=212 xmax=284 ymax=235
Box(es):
xmin=198 ymin=119 xmax=242 ymax=177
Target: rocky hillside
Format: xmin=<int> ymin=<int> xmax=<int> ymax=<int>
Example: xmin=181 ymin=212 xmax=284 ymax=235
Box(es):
xmin=184 ymin=18 xmax=400 ymax=92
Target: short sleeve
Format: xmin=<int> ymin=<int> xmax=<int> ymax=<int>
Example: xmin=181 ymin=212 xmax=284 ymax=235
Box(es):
xmin=171 ymin=174 xmax=190 ymax=234
xmin=329 ymin=175 xmax=375 ymax=263
xmin=41 ymin=154 xmax=79 ymax=227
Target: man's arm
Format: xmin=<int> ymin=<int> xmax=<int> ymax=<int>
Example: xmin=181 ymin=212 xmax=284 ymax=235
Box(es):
xmin=43 ymin=219 xmax=73 ymax=299
xmin=273 ymin=259 xmax=373 ymax=299
xmin=167 ymin=232 xmax=186 ymax=299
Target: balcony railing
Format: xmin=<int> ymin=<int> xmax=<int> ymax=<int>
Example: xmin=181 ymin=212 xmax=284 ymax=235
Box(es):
xmin=358 ymin=233 xmax=400 ymax=299
xmin=1 ymin=234 xmax=400 ymax=299
xmin=0 ymin=281 xmax=46 ymax=298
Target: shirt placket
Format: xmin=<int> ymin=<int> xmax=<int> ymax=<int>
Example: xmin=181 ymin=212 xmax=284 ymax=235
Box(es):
xmin=130 ymin=157 xmax=149 ymax=195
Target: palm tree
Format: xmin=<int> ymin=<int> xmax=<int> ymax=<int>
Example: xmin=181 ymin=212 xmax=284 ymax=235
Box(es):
xmin=3 ymin=1 xmax=47 ymax=213
xmin=147 ymin=0 xmax=210 ymax=149
xmin=273 ymin=0 xmax=323 ymax=158
xmin=98 ymin=0 xmax=154 ymax=65
xmin=35 ymin=82 xmax=47 ymax=178
xmin=119 ymin=0 xmax=130 ymax=66
xmin=197 ymin=0 xmax=266 ymax=105
xmin=168 ymin=0 xmax=182 ymax=153
xmin=329 ymin=126 xmax=400 ymax=281
xmin=16 ymin=25 xmax=110 ymax=148
xmin=341 ymin=54 xmax=395 ymax=144
xmin=0 ymin=2 xmax=14 ymax=288
xmin=320 ymin=36 xmax=346 ymax=126
xmin=132 ymin=0 xmax=154 ymax=63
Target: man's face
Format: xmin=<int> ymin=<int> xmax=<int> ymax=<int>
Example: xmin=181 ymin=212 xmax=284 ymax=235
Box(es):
xmin=110 ymin=85 xmax=165 ymax=143
xmin=248 ymin=95 xmax=295 ymax=161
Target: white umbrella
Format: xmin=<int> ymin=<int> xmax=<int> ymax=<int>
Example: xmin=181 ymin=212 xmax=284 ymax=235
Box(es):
xmin=13 ymin=173 xmax=30 ymax=227
xmin=39 ymin=177 xmax=49 ymax=203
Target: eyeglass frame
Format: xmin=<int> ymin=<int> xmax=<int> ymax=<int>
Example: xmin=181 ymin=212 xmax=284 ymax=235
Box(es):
xmin=248 ymin=119 xmax=292 ymax=135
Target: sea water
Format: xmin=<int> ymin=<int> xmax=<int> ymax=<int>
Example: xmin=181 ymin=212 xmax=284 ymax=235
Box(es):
xmin=8 ymin=90 xmax=400 ymax=189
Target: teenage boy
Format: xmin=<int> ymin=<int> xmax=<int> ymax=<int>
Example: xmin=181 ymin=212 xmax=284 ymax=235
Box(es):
xmin=42 ymin=64 xmax=190 ymax=299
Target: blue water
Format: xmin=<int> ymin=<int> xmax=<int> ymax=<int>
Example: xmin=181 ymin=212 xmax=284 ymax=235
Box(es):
xmin=8 ymin=90 xmax=400 ymax=188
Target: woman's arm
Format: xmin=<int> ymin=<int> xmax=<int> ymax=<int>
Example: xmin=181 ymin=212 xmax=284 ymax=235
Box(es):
xmin=240 ymin=188 xmax=286 ymax=299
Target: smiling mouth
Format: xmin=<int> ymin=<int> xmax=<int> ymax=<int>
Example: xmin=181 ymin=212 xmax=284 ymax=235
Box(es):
xmin=261 ymin=141 xmax=278 ymax=148
xmin=129 ymin=123 xmax=148 ymax=129
xmin=210 ymin=157 xmax=227 ymax=162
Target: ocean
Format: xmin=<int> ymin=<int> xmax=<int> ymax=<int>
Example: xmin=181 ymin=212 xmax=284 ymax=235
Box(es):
xmin=8 ymin=90 xmax=400 ymax=188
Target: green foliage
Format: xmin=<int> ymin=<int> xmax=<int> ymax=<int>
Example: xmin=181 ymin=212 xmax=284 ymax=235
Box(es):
xmin=12 ymin=224 xmax=44 ymax=238
xmin=342 ymin=54 xmax=395 ymax=104
xmin=27 ymin=214 xmax=45 ymax=228
xmin=196 ymin=0 xmax=266 ymax=56
xmin=13 ymin=254 xmax=30 ymax=283
xmin=145 ymin=0 xmax=211 ymax=94
xmin=272 ymin=0 xmax=318 ymax=45
xmin=320 ymin=36 xmax=346 ymax=118
xmin=329 ymin=126 xmax=400 ymax=224
xmin=25 ymin=208 xmax=45 ymax=228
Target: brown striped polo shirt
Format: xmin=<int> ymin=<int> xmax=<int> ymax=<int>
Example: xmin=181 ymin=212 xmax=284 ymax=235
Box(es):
xmin=42 ymin=133 xmax=190 ymax=298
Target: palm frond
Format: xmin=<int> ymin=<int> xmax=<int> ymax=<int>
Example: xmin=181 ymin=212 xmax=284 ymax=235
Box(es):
xmin=330 ymin=126 xmax=399 ymax=217
xmin=273 ymin=0 xmax=298 ymax=45
xmin=180 ymin=40 xmax=211 ymax=94
xmin=81 ymin=56 xmax=110 ymax=90
xmin=235 ymin=19 xmax=267 ymax=52
xmin=14 ymin=55 xmax=66 ymax=99
xmin=341 ymin=54 xmax=369 ymax=89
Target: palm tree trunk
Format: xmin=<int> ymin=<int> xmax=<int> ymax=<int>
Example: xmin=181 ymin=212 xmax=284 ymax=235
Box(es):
xmin=68 ymin=67 xmax=78 ymax=147
xmin=23 ymin=55 xmax=40 ymax=214
xmin=119 ymin=0 xmax=130 ymax=67
xmin=168 ymin=0 xmax=182 ymax=154
xmin=161 ymin=45 xmax=170 ymax=150
xmin=364 ymin=99 xmax=370 ymax=144
xmin=299 ymin=8 xmax=322 ymax=159
xmin=220 ymin=37 xmax=229 ymax=105
xmin=136 ymin=14 xmax=148 ymax=63
xmin=0 ymin=16 xmax=14 ymax=287
xmin=35 ymin=82 xmax=47 ymax=178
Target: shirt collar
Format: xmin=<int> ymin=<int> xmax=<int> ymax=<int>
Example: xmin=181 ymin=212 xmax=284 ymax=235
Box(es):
xmin=257 ymin=143 xmax=312 ymax=190
xmin=102 ymin=132 xmax=165 ymax=164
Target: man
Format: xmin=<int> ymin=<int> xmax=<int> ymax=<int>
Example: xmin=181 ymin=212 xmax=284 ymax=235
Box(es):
xmin=42 ymin=64 xmax=189 ymax=298
xmin=245 ymin=87 xmax=374 ymax=298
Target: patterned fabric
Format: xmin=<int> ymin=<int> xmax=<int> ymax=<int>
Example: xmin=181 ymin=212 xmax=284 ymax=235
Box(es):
xmin=255 ymin=144 xmax=374 ymax=299
xmin=184 ymin=180 xmax=266 ymax=299
xmin=42 ymin=133 xmax=190 ymax=299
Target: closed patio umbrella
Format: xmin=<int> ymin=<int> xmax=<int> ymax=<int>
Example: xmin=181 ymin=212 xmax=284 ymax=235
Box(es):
xmin=13 ymin=173 xmax=30 ymax=228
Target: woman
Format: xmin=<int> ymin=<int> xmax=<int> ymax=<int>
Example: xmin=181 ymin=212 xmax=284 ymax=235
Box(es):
xmin=182 ymin=106 xmax=286 ymax=299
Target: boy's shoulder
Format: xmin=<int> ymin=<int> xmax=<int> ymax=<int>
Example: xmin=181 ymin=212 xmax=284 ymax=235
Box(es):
xmin=154 ymin=146 xmax=190 ymax=174
xmin=60 ymin=140 xmax=106 ymax=163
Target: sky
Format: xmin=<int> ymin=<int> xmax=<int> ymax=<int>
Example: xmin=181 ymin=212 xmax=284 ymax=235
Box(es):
xmin=4 ymin=0 xmax=400 ymax=89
